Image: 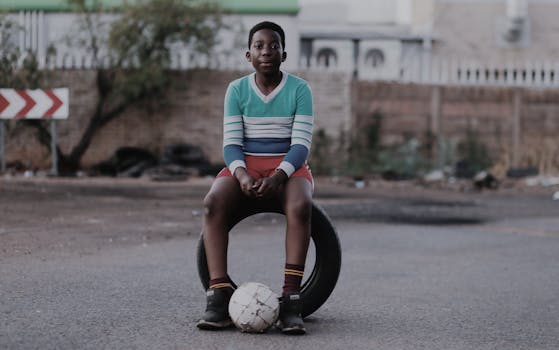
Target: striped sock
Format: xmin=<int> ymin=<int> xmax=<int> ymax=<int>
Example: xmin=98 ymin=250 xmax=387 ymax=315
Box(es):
xmin=283 ymin=263 xmax=305 ymax=295
xmin=209 ymin=276 xmax=233 ymax=290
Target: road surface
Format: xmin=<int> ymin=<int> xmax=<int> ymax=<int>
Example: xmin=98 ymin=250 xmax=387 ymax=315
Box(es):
xmin=1 ymin=177 xmax=558 ymax=349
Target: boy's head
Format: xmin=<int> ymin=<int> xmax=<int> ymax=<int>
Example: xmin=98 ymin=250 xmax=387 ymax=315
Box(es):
xmin=246 ymin=21 xmax=287 ymax=74
xmin=248 ymin=21 xmax=285 ymax=50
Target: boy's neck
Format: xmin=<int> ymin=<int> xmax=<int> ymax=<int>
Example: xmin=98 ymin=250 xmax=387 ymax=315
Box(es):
xmin=254 ymin=71 xmax=283 ymax=96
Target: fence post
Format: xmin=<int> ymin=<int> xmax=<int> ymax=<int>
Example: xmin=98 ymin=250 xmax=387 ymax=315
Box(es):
xmin=511 ymin=88 xmax=522 ymax=168
xmin=50 ymin=120 xmax=58 ymax=176
xmin=352 ymin=39 xmax=360 ymax=79
xmin=430 ymin=85 xmax=442 ymax=167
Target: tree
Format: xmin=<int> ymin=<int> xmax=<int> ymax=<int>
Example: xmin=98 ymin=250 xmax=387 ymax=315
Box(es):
xmin=58 ymin=0 xmax=223 ymax=172
xmin=1 ymin=0 xmax=223 ymax=173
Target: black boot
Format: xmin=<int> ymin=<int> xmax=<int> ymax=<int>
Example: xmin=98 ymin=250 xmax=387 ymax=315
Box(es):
xmin=277 ymin=293 xmax=306 ymax=335
xmin=196 ymin=288 xmax=234 ymax=330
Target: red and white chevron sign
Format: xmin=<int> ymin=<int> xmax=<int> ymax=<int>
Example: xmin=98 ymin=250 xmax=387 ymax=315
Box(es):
xmin=0 ymin=88 xmax=69 ymax=119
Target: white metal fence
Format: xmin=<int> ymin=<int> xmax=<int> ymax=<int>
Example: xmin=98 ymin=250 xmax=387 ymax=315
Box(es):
xmin=398 ymin=59 xmax=559 ymax=88
xmin=24 ymin=50 xmax=245 ymax=71
xmin=304 ymin=58 xmax=559 ymax=88
xmin=14 ymin=50 xmax=559 ymax=89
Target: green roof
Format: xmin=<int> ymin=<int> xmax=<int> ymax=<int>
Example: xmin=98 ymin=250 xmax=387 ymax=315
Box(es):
xmin=0 ymin=0 xmax=299 ymax=14
xmin=219 ymin=0 xmax=298 ymax=14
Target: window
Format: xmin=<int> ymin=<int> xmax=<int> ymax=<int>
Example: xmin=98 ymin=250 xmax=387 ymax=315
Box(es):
xmin=316 ymin=47 xmax=337 ymax=68
xmin=365 ymin=48 xmax=385 ymax=68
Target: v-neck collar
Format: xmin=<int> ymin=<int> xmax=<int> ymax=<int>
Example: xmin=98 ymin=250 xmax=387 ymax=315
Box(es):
xmin=249 ymin=71 xmax=288 ymax=104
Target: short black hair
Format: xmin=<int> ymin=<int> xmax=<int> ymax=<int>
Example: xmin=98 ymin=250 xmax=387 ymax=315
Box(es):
xmin=248 ymin=21 xmax=285 ymax=50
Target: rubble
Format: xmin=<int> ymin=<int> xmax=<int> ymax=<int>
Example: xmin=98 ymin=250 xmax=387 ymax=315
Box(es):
xmin=473 ymin=171 xmax=499 ymax=190
xmin=525 ymin=176 xmax=559 ymax=187
xmin=90 ymin=144 xmax=223 ymax=180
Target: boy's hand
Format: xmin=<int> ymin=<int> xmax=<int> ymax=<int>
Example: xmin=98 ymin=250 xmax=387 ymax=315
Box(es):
xmin=234 ymin=168 xmax=258 ymax=198
xmin=255 ymin=169 xmax=287 ymax=198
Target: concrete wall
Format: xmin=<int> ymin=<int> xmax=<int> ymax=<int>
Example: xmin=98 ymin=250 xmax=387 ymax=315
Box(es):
xmin=2 ymin=69 xmax=351 ymax=169
xmin=353 ymin=81 xmax=559 ymax=174
xmin=4 ymin=70 xmax=559 ymax=174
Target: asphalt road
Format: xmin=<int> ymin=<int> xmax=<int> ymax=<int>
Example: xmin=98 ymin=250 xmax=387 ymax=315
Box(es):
xmin=1 ymin=178 xmax=559 ymax=349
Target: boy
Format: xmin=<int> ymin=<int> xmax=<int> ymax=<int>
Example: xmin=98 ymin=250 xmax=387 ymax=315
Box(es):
xmin=196 ymin=21 xmax=314 ymax=335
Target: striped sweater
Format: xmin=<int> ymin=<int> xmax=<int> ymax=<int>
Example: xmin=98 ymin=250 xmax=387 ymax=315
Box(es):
xmin=223 ymin=71 xmax=314 ymax=177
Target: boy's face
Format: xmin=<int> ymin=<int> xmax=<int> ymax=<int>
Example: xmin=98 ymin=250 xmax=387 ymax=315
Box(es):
xmin=246 ymin=29 xmax=286 ymax=75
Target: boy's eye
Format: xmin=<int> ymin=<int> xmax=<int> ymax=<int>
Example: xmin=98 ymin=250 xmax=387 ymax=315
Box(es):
xmin=253 ymin=42 xmax=280 ymax=50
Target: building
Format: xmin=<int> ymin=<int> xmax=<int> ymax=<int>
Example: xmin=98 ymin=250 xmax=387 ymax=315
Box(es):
xmin=299 ymin=0 xmax=559 ymax=87
xmin=2 ymin=0 xmax=559 ymax=87
xmin=0 ymin=0 xmax=301 ymax=71
xmin=298 ymin=0 xmax=433 ymax=80
xmin=424 ymin=0 xmax=559 ymax=87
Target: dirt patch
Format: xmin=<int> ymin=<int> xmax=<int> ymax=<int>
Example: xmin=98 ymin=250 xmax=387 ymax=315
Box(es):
xmin=1 ymin=175 xmax=557 ymax=259
xmin=0 ymin=177 xmax=211 ymax=259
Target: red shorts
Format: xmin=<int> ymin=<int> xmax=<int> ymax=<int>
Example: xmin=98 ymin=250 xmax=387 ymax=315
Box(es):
xmin=216 ymin=155 xmax=313 ymax=186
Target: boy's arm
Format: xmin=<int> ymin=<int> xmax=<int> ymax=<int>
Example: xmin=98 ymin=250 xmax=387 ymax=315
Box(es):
xmin=276 ymin=83 xmax=314 ymax=177
xmin=223 ymin=84 xmax=246 ymax=175
xmin=223 ymin=83 xmax=258 ymax=197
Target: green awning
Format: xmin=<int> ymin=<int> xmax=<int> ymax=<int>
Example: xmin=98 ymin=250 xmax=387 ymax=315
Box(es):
xmin=0 ymin=0 xmax=299 ymax=14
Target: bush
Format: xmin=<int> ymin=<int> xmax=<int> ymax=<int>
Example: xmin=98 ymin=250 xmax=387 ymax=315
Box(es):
xmin=376 ymin=137 xmax=431 ymax=180
xmin=346 ymin=110 xmax=382 ymax=177
xmin=309 ymin=128 xmax=333 ymax=175
xmin=455 ymin=129 xmax=492 ymax=178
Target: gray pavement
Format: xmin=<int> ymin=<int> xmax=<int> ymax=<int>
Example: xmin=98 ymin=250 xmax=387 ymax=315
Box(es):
xmin=2 ymin=215 xmax=559 ymax=349
xmin=1 ymin=178 xmax=559 ymax=349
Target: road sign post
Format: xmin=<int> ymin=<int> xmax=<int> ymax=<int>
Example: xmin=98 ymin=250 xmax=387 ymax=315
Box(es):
xmin=0 ymin=88 xmax=69 ymax=175
xmin=50 ymin=120 xmax=58 ymax=176
xmin=1 ymin=120 xmax=5 ymax=173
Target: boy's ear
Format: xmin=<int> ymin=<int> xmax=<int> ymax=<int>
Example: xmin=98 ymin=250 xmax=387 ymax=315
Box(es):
xmin=282 ymin=51 xmax=287 ymax=62
xmin=245 ymin=51 xmax=251 ymax=62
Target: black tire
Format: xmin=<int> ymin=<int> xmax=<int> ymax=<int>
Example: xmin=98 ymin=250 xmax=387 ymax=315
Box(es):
xmin=196 ymin=201 xmax=341 ymax=318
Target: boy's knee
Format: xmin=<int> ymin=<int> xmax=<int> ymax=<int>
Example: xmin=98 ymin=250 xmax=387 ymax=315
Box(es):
xmin=203 ymin=192 xmax=224 ymax=217
xmin=286 ymin=197 xmax=312 ymax=222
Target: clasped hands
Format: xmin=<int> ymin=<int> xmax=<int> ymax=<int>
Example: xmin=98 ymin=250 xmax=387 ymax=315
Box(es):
xmin=234 ymin=168 xmax=288 ymax=199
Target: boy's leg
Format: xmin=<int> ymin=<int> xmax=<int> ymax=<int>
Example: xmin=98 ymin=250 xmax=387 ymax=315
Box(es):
xmin=278 ymin=177 xmax=312 ymax=335
xmin=197 ymin=176 xmax=245 ymax=330
xmin=203 ymin=176 xmax=245 ymax=280
xmin=283 ymin=177 xmax=312 ymax=267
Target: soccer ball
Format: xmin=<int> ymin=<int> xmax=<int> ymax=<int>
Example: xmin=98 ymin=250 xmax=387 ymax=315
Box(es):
xmin=228 ymin=282 xmax=280 ymax=333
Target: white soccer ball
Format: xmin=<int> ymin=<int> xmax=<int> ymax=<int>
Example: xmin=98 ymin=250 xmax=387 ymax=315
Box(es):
xmin=228 ymin=282 xmax=280 ymax=333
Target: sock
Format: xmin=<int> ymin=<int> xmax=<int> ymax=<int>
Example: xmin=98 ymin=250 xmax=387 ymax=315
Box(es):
xmin=209 ymin=276 xmax=233 ymax=290
xmin=283 ymin=263 xmax=304 ymax=295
